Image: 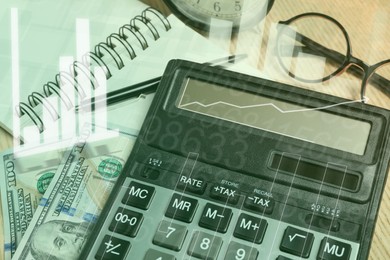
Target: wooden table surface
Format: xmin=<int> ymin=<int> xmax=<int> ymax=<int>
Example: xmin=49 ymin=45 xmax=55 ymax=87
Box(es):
xmin=1 ymin=0 xmax=389 ymax=259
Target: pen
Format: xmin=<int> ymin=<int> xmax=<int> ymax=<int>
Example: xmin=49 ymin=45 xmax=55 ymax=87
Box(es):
xmin=76 ymin=54 xmax=247 ymax=111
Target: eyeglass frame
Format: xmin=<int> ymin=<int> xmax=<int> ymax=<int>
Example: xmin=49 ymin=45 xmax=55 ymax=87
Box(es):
xmin=275 ymin=12 xmax=390 ymax=102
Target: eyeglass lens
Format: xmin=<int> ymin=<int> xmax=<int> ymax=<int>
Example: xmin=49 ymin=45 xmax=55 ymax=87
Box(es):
xmin=365 ymin=63 xmax=390 ymax=109
xmin=276 ymin=14 xmax=390 ymax=109
xmin=276 ymin=15 xmax=349 ymax=82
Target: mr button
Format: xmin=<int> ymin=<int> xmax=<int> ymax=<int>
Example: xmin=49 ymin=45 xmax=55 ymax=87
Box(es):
xmin=122 ymin=181 xmax=155 ymax=210
xmin=165 ymin=193 xmax=198 ymax=223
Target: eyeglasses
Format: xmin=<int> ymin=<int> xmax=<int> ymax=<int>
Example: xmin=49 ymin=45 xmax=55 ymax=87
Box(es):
xmin=275 ymin=12 xmax=390 ymax=106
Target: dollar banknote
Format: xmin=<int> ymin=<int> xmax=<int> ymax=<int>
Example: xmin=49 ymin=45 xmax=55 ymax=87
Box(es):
xmin=0 ymin=142 xmax=68 ymax=259
xmin=3 ymin=130 xmax=134 ymax=260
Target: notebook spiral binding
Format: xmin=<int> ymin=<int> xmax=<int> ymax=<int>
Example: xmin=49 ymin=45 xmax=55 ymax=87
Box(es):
xmin=16 ymin=7 xmax=171 ymax=133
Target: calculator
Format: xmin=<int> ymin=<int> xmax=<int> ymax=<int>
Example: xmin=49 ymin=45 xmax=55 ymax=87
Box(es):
xmin=80 ymin=60 xmax=390 ymax=260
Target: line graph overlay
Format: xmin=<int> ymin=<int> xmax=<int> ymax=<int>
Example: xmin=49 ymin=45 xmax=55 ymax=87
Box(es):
xmin=177 ymin=78 xmax=371 ymax=155
xmin=179 ymin=98 xmax=366 ymax=114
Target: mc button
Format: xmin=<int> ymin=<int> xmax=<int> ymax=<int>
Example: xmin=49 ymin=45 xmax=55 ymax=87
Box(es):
xmin=122 ymin=181 xmax=155 ymax=210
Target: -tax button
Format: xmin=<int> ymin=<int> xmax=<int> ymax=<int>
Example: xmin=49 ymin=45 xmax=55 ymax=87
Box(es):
xmin=318 ymin=237 xmax=351 ymax=260
xmin=244 ymin=193 xmax=274 ymax=214
xmin=122 ymin=181 xmax=155 ymax=210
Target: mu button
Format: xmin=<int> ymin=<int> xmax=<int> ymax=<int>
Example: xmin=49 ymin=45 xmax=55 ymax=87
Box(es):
xmin=318 ymin=237 xmax=351 ymax=260
xmin=199 ymin=203 xmax=232 ymax=233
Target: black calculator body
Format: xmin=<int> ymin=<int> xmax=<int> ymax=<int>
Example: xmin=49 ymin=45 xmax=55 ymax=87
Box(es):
xmin=81 ymin=60 xmax=390 ymax=260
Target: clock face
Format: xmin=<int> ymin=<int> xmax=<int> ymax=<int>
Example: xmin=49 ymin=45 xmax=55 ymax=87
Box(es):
xmin=163 ymin=0 xmax=274 ymax=30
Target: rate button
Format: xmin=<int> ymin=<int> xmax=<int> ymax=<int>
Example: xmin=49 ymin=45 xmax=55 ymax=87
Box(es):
xmin=177 ymin=175 xmax=206 ymax=195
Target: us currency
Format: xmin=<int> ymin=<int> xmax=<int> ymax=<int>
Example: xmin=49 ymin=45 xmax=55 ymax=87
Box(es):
xmin=4 ymin=130 xmax=134 ymax=260
xmin=0 ymin=142 xmax=68 ymax=259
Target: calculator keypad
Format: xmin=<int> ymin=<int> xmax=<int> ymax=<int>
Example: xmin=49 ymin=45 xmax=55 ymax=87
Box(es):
xmin=143 ymin=248 xmax=176 ymax=260
xmin=108 ymin=207 xmax=143 ymax=237
xmin=233 ymin=213 xmax=268 ymax=244
xmin=90 ymin=179 xmax=359 ymax=260
xmin=95 ymin=235 xmax=131 ymax=260
xmin=187 ymin=231 xmax=223 ymax=260
xmin=225 ymin=242 xmax=259 ymax=260
xmin=280 ymin=226 xmax=315 ymax=257
xmin=153 ymin=220 xmax=187 ymax=251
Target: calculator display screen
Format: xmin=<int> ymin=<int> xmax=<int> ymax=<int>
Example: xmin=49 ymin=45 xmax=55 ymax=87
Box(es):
xmin=177 ymin=78 xmax=371 ymax=155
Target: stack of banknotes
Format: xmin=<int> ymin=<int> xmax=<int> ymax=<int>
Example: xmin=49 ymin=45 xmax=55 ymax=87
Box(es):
xmin=0 ymin=126 xmax=136 ymax=260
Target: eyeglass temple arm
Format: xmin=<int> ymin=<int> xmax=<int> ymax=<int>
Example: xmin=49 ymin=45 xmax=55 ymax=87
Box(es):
xmin=280 ymin=28 xmax=390 ymax=98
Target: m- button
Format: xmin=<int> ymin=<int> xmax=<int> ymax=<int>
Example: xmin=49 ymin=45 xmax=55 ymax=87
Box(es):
xmin=199 ymin=203 xmax=232 ymax=233
xmin=122 ymin=181 xmax=155 ymax=210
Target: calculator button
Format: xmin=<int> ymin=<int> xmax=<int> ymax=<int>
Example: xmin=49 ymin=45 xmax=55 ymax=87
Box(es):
xmin=141 ymin=166 xmax=160 ymax=180
xmin=122 ymin=181 xmax=155 ymax=210
xmin=305 ymin=214 xmax=340 ymax=232
xmin=233 ymin=213 xmax=267 ymax=244
xmin=165 ymin=193 xmax=198 ymax=223
xmin=244 ymin=193 xmax=274 ymax=214
xmin=187 ymin=231 xmax=222 ymax=260
xmin=177 ymin=175 xmax=207 ymax=194
xmin=95 ymin=235 xmax=130 ymax=260
xmin=153 ymin=220 xmax=187 ymax=251
xmin=198 ymin=203 xmax=232 ymax=233
xmin=280 ymin=226 xmax=314 ymax=258
xmin=276 ymin=256 xmax=294 ymax=260
xmin=144 ymin=248 xmax=176 ymax=260
xmin=317 ymin=237 xmax=352 ymax=260
xmin=109 ymin=207 xmax=143 ymax=237
xmin=210 ymin=185 xmax=239 ymax=204
xmin=224 ymin=241 xmax=258 ymax=260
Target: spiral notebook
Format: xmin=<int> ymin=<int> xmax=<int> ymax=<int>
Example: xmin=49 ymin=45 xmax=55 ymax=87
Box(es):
xmin=0 ymin=0 xmax=229 ymax=144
